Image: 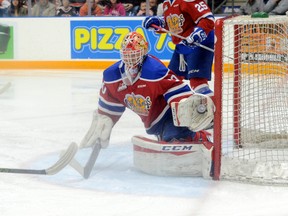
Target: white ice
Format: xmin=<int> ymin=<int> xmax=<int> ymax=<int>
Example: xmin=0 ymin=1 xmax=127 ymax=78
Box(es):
xmin=1 ymin=70 xmax=288 ymax=216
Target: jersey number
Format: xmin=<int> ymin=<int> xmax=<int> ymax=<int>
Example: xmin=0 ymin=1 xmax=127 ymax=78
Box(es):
xmin=195 ymin=2 xmax=208 ymax=12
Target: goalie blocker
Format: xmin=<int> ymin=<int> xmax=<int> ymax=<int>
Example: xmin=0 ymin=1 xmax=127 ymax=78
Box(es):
xmin=132 ymin=135 xmax=214 ymax=178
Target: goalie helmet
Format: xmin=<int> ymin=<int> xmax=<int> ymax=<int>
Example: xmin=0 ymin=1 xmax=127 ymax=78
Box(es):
xmin=120 ymin=32 xmax=148 ymax=86
xmin=120 ymin=32 xmax=148 ymax=67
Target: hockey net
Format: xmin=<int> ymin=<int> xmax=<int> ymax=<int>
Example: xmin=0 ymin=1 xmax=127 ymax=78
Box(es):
xmin=213 ymin=15 xmax=288 ymax=185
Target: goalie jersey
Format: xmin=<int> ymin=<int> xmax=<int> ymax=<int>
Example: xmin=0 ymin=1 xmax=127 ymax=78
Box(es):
xmin=98 ymin=55 xmax=193 ymax=136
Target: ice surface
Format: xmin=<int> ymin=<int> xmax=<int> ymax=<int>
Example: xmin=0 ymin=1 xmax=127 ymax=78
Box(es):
xmin=1 ymin=70 xmax=288 ymax=216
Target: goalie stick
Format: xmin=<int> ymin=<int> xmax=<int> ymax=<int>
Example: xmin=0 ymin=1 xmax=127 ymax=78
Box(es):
xmin=0 ymin=82 xmax=11 ymax=95
xmin=69 ymin=142 xmax=102 ymax=179
xmin=0 ymin=142 xmax=78 ymax=175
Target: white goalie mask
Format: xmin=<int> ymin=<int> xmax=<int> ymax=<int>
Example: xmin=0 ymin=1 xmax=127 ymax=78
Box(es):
xmin=120 ymin=32 xmax=148 ymax=86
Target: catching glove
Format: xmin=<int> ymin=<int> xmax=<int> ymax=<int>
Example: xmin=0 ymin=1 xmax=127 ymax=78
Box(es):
xmin=171 ymin=94 xmax=214 ymax=132
xmin=142 ymin=16 xmax=165 ymax=30
xmin=80 ymin=111 xmax=114 ymax=149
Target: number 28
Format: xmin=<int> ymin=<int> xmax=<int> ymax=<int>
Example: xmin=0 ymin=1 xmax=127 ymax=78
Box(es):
xmin=195 ymin=1 xmax=208 ymax=12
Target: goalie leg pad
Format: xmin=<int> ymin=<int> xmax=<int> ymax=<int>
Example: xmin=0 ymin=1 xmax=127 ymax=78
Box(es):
xmin=171 ymin=93 xmax=214 ymax=131
xmin=132 ymin=135 xmax=213 ymax=178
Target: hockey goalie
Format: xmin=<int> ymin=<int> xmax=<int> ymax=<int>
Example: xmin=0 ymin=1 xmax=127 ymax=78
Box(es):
xmin=80 ymin=32 xmax=214 ymax=178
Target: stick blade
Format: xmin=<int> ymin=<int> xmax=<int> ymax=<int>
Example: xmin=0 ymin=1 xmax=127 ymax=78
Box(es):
xmin=45 ymin=142 xmax=78 ymax=175
xmin=69 ymin=143 xmax=101 ymax=179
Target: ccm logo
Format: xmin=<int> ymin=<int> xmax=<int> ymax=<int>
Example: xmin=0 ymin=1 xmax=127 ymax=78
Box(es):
xmin=161 ymin=145 xmax=193 ymax=151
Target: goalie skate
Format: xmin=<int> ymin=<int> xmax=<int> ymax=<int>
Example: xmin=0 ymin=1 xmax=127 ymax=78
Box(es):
xmin=131 ymin=135 xmax=214 ymax=178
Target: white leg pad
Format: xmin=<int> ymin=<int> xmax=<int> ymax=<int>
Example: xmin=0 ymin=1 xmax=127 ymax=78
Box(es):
xmin=132 ymin=135 xmax=213 ymax=178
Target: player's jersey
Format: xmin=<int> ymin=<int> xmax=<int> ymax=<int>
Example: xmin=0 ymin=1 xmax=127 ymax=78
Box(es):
xmin=162 ymin=0 xmax=215 ymax=44
xmin=98 ymin=55 xmax=193 ymax=135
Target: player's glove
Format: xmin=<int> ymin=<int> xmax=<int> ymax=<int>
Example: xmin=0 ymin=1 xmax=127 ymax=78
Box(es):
xmin=142 ymin=16 xmax=165 ymax=31
xmin=80 ymin=111 xmax=114 ymax=149
xmin=182 ymin=27 xmax=207 ymax=47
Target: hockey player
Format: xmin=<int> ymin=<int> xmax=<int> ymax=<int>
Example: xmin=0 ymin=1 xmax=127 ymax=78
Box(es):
xmin=80 ymin=32 xmax=214 ymax=149
xmin=142 ymin=0 xmax=215 ymax=96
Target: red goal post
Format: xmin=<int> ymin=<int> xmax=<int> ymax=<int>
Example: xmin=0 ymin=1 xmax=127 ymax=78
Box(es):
xmin=213 ymin=15 xmax=288 ymax=185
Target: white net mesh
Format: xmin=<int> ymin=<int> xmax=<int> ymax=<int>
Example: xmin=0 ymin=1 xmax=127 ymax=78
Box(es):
xmin=216 ymin=15 xmax=288 ymax=185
